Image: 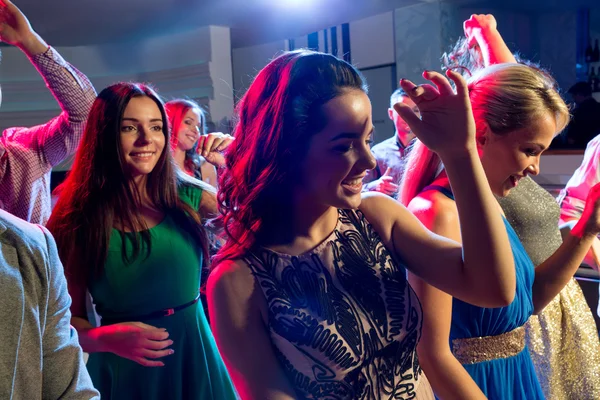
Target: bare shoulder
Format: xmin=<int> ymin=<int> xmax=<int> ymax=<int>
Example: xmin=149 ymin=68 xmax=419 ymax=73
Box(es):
xmin=359 ymin=192 xmax=411 ymax=237
xmin=408 ymin=190 xmax=458 ymax=233
xmin=207 ymin=258 xmax=256 ymax=301
xmin=207 ymin=258 xmax=265 ymax=326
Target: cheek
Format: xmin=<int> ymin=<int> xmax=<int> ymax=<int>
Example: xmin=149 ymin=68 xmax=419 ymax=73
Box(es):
xmin=119 ymin=136 xmax=134 ymax=154
xmin=156 ymin=134 xmax=166 ymax=151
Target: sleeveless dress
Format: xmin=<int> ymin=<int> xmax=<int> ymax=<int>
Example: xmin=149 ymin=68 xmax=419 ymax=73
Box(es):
xmin=85 ymin=185 xmax=237 ymax=400
xmin=498 ymin=176 xmax=600 ymax=399
xmin=424 ymin=185 xmax=545 ymax=400
xmin=244 ymin=209 xmax=435 ymax=400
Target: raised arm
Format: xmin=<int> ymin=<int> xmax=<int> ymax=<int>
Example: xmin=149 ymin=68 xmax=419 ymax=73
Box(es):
xmin=0 ymin=0 xmax=96 ymax=167
xmin=40 ymin=226 xmax=99 ymax=399
xmin=464 ymin=14 xmax=517 ymax=66
xmin=362 ymin=71 xmax=515 ymax=307
xmin=207 ymin=259 xmax=297 ymax=400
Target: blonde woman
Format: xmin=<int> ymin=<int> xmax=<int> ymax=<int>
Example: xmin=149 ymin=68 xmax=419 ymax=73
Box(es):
xmin=400 ymin=56 xmax=600 ymax=398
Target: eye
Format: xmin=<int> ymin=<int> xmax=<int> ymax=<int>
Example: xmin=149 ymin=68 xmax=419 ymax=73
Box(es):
xmin=333 ymin=142 xmax=354 ymax=153
xmin=185 ymin=120 xmax=193 ymax=126
xmin=151 ymin=125 xmax=163 ymax=132
xmin=524 ymin=149 xmax=538 ymax=157
xmin=121 ymin=125 xmax=136 ymax=132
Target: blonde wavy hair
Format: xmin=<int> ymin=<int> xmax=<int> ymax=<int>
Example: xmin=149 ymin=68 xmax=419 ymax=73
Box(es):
xmin=399 ymin=62 xmax=570 ymax=206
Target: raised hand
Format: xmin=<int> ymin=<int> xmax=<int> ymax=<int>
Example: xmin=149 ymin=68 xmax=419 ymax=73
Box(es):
xmin=394 ymin=70 xmax=476 ymax=158
xmin=372 ymin=167 xmax=399 ymax=196
xmin=0 ymin=0 xmax=47 ymax=54
xmin=196 ymin=132 xmax=234 ymax=167
xmin=464 ymin=14 xmax=497 ymax=48
xmin=573 ymin=183 xmax=600 ymax=239
xmin=100 ymin=322 xmax=174 ymax=367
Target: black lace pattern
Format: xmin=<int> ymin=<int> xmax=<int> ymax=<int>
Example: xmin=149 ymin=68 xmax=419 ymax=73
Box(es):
xmin=246 ymin=209 xmax=424 ymax=399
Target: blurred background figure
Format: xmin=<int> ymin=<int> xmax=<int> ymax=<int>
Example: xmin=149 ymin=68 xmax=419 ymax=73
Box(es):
xmin=363 ymin=88 xmax=417 ymax=198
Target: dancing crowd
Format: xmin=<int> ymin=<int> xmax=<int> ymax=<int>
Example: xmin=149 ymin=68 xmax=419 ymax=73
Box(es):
xmin=1 ymin=1 xmax=600 ymax=399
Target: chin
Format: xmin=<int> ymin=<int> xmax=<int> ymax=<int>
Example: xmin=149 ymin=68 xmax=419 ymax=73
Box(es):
xmin=335 ymin=193 xmax=362 ymax=210
xmin=495 ymin=186 xmax=513 ymax=197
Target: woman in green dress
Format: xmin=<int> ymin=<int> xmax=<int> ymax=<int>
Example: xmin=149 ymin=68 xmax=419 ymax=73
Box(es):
xmin=47 ymin=82 xmax=237 ymax=399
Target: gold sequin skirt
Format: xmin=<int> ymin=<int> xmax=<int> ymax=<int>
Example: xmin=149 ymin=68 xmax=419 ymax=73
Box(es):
xmin=526 ymin=278 xmax=600 ymax=400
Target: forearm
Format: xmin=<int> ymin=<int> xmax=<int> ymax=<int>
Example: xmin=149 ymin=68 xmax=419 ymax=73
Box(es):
xmin=30 ymin=46 xmax=96 ymax=122
xmin=476 ymin=28 xmax=516 ymax=66
xmin=533 ymin=229 xmax=595 ymax=313
xmin=71 ymin=316 xmax=110 ymax=353
xmin=419 ymin=350 xmax=486 ymax=400
xmin=442 ymin=150 xmax=515 ymax=305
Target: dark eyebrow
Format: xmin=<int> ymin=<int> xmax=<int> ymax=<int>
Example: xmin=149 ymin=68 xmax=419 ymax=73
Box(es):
xmin=121 ymin=118 xmax=163 ymax=123
xmin=331 ymin=132 xmax=361 ymax=141
xmin=331 ymin=127 xmax=374 ymax=141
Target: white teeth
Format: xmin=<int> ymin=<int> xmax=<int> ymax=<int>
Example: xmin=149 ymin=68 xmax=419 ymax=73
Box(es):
xmin=131 ymin=152 xmax=153 ymax=157
xmin=343 ymin=178 xmax=362 ymax=186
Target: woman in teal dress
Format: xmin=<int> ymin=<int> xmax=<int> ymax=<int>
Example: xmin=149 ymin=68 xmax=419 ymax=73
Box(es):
xmin=47 ymin=82 xmax=237 ymax=399
xmin=399 ymin=60 xmax=600 ymax=399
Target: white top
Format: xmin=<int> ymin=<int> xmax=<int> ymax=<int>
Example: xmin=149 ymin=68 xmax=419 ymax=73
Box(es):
xmin=558 ymin=134 xmax=600 ymax=224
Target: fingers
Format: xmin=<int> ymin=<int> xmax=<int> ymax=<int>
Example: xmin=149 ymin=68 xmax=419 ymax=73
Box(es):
xmin=424 ymin=70 xmax=454 ymax=96
xmin=201 ymin=134 xmax=216 ymax=157
xmin=383 ymin=167 xmax=392 ymax=177
xmin=143 ymin=328 xmax=170 ymax=341
xmin=196 ymin=136 xmax=206 ymax=153
xmin=399 ymin=79 xmax=439 ymax=102
xmin=376 ymin=177 xmax=399 ymax=196
xmin=143 ymin=338 xmax=174 ymax=350
xmin=137 ymin=348 xmax=175 ymax=359
xmin=446 ymin=70 xmax=469 ymax=99
xmin=198 ymin=133 xmax=234 ymax=156
xmin=132 ymin=356 xmax=165 ymax=367
xmin=394 ymin=101 xmax=422 ymax=132
xmin=215 ymin=136 xmax=234 ymax=152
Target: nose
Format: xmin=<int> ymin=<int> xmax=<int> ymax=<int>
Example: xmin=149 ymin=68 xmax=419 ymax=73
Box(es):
xmin=526 ymin=158 xmax=540 ymax=176
xmin=136 ymin=127 xmax=153 ymax=145
xmin=360 ymin=145 xmax=377 ymax=172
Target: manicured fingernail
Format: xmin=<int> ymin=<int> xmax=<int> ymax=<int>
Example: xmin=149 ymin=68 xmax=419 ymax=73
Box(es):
xmin=169 ymin=350 xmax=175 ymax=354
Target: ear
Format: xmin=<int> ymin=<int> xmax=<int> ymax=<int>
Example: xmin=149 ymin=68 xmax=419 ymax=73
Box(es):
xmin=388 ymin=108 xmax=394 ymax=121
xmin=476 ymin=121 xmax=491 ymax=149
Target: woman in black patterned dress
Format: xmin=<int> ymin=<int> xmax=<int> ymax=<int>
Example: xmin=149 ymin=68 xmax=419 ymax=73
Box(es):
xmin=207 ymin=50 xmax=518 ymax=400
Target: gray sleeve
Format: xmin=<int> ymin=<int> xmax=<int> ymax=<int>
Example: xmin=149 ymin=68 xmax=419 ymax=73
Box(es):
xmin=39 ymin=226 xmax=100 ymax=400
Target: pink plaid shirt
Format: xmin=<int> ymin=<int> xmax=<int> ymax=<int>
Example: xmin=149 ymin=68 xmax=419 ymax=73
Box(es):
xmin=0 ymin=47 xmax=96 ymax=225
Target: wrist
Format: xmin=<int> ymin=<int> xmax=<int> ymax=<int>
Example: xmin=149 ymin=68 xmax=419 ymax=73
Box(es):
xmin=571 ymin=218 xmax=599 ymax=240
xmin=17 ymin=32 xmax=48 ymax=56
xmin=474 ymin=26 xmax=499 ymax=42
xmin=84 ymin=326 xmax=111 ymax=353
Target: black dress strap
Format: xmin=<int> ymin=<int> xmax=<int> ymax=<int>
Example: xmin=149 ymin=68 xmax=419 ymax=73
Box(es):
xmin=422 ymin=184 xmax=454 ymax=200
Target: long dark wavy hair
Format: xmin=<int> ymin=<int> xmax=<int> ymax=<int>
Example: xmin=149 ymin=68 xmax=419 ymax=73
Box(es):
xmin=165 ymin=99 xmax=207 ymax=178
xmin=48 ymin=83 xmax=209 ymax=289
xmin=214 ymin=50 xmax=367 ymax=265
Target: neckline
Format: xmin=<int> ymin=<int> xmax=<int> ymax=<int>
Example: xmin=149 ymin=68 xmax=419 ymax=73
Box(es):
xmin=259 ymin=212 xmax=343 ymax=259
xmin=112 ymin=214 xmax=169 ymax=234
